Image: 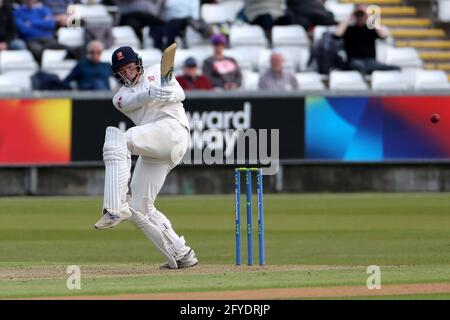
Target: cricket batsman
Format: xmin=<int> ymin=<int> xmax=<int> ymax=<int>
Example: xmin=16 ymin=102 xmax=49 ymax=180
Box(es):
xmin=93 ymin=46 xmax=198 ymax=269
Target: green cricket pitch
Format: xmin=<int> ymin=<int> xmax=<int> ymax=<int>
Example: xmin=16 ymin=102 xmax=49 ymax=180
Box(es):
xmin=0 ymin=193 xmax=449 ymax=299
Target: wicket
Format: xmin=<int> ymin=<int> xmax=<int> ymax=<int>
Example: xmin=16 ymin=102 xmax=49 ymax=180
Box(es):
xmin=234 ymin=167 xmax=265 ymax=266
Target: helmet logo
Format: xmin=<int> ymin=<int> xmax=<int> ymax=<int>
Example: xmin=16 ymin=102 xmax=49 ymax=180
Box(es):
xmin=117 ymin=52 xmax=124 ymax=60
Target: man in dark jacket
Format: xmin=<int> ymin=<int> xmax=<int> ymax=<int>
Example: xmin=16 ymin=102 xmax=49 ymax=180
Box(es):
xmin=334 ymin=5 xmax=400 ymax=75
xmin=63 ymin=40 xmax=112 ymax=90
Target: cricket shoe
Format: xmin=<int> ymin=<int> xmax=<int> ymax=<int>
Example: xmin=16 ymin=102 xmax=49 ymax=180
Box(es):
xmin=159 ymin=249 xmax=198 ymax=269
xmin=94 ymin=207 xmax=132 ymax=230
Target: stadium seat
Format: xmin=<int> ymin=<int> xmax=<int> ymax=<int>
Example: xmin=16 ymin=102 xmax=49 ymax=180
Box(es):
xmin=41 ymin=49 xmax=77 ymax=80
xmin=329 ymin=71 xmax=369 ymax=91
xmin=140 ymin=48 xmax=162 ymax=68
xmin=174 ymin=47 xmax=214 ymax=71
xmin=224 ymin=47 xmax=260 ymax=71
xmin=71 ymin=3 xmax=113 ymax=25
xmin=296 ymin=72 xmax=326 ymax=91
xmin=0 ymin=71 xmax=32 ymax=92
xmin=112 ymin=26 xmax=141 ymax=49
xmin=201 ymin=1 xmax=244 ymax=24
xmin=413 ymin=70 xmax=450 ymax=90
xmin=384 ymin=47 xmax=423 ymax=69
xmin=0 ymin=50 xmax=38 ymax=73
xmin=437 ymin=0 xmax=450 ymax=22
xmin=57 ymin=27 xmax=85 ymax=47
xmin=271 ymin=25 xmax=310 ymax=47
xmin=100 ymin=48 xmax=116 ymax=63
xmin=371 ymin=71 xmax=409 ymax=91
xmin=324 ymin=1 xmax=354 ymax=22
xmin=184 ymin=26 xmax=210 ymax=49
xmin=313 ymin=26 xmax=336 ymax=46
xmin=142 ymin=26 xmax=154 ymax=49
xmin=242 ymin=70 xmax=259 ymax=90
xmin=229 ymin=24 xmax=268 ymax=48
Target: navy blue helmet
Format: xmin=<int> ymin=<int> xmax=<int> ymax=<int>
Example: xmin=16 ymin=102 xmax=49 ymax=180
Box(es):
xmin=111 ymin=46 xmax=143 ymax=87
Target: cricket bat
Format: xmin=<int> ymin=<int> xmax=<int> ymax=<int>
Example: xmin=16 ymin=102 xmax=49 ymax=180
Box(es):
xmin=160 ymin=42 xmax=177 ymax=86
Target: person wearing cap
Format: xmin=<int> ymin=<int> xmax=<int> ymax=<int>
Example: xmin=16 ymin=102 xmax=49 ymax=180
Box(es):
xmin=93 ymin=45 xmax=198 ymax=270
xmin=258 ymin=51 xmax=298 ymax=91
xmin=334 ymin=5 xmax=400 ymax=75
xmin=203 ymin=34 xmax=242 ymax=90
xmin=176 ymin=57 xmax=213 ymax=90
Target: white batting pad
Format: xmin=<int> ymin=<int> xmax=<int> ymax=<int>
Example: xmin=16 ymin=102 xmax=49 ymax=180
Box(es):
xmin=128 ymin=207 xmax=179 ymax=269
xmin=103 ymin=127 xmax=131 ymax=213
xmin=149 ymin=209 xmax=190 ymax=260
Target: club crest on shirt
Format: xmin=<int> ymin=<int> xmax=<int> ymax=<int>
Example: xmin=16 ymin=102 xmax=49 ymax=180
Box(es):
xmin=148 ymin=75 xmax=155 ymax=82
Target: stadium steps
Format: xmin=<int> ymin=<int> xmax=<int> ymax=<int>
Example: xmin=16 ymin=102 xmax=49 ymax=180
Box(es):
xmin=389 ymin=29 xmax=446 ymax=38
xmin=396 ymin=40 xmax=450 ymax=49
xmin=379 ymin=6 xmax=417 ymax=16
xmin=418 ymin=51 xmax=450 ymax=61
xmin=341 ymin=0 xmax=402 ymax=4
xmin=424 ymin=63 xmax=450 ymax=71
xmin=341 ymin=0 xmax=450 ymax=77
xmin=382 ymin=18 xmax=432 ymax=28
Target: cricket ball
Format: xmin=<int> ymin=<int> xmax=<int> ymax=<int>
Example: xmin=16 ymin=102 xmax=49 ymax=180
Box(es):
xmin=431 ymin=113 xmax=440 ymax=124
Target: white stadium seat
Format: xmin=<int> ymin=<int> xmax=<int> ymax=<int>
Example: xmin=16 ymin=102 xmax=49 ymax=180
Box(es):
xmin=100 ymin=48 xmax=116 ymax=63
xmin=413 ymin=70 xmax=450 ymax=90
xmin=313 ymin=26 xmax=336 ymax=45
xmin=224 ymin=47 xmax=261 ymax=71
xmin=329 ymin=71 xmax=369 ymax=91
xmin=324 ymin=1 xmax=354 ymax=22
xmin=0 ymin=50 xmax=38 ymax=73
xmin=242 ymin=70 xmax=259 ymax=90
xmin=272 ymin=25 xmax=310 ymax=47
xmin=41 ymin=49 xmax=77 ymax=80
xmin=71 ymin=4 xmax=113 ymax=25
xmin=201 ymin=1 xmax=244 ymax=24
xmin=384 ymin=47 xmax=423 ymax=69
xmin=57 ymin=27 xmax=85 ymax=47
xmin=0 ymin=71 xmax=33 ymax=92
xmin=229 ymin=24 xmax=268 ymax=48
xmin=185 ymin=26 xmax=210 ymax=49
xmin=140 ymin=48 xmax=162 ymax=68
xmin=371 ymin=71 xmax=409 ymax=91
xmin=174 ymin=47 xmax=214 ymax=71
xmin=438 ymin=0 xmax=450 ymax=22
xmin=296 ymin=72 xmax=326 ymax=91
xmin=112 ymin=26 xmax=141 ymax=49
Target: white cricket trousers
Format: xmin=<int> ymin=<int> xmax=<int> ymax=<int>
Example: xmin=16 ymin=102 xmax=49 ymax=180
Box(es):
xmin=125 ymin=115 xmax=189 ymax=215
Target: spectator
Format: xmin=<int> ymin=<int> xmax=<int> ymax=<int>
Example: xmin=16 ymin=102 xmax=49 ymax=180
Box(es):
xmin=63 ymin=40 xmax=112 ymax=90
xmin=334 ymin=5 xmax=400 ymax=75
xmin=176 ymin=57 xmax=213 ymax=90
xmin=258 ymin=51 xmax=298 ymax=91
xmin=116 ymin=0 xmax=165 ymax=50
xmin=0 ymin=0 xmax=27 ymax=50
xmin=203 ymin=33 xmax=242 ymax=90
xmin=159 ymin=0 xmax=212 ymax=49
xmin=287 ymin=0 xmax=335 ymax=31
xmin=41 ymin=0 xmax=74 ymax=28
xmin=243 ymin=0 xmax=294 ymax=45
xmin=14 ymin=0 xmax=74 ymax=63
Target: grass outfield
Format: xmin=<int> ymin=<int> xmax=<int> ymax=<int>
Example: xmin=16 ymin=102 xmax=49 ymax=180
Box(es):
xmin=0 ymin=193 xmax=449 ymax=299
